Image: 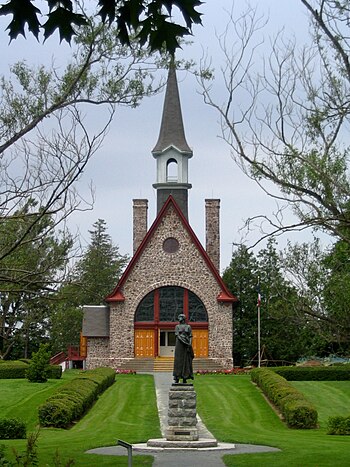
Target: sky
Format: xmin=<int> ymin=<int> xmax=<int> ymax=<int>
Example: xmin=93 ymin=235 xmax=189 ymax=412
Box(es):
xmin=0 ymin=1 xmax=318 ymax=272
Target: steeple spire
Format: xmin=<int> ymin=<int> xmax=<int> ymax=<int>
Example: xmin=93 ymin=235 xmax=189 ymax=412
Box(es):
xmin=152 ymin=62 xmax=193 ymax=219
xmin=152 ymin=62 xmax=192 ymax=154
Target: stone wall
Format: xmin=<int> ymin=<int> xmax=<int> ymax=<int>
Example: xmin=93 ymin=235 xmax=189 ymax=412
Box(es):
xmin=114 ymin=203 xmax=232 ymax=367
xmin=205 ymin=199 xmax=220 ymax=272
xmin=133 ymin=199 xmax=148 ymax=254
xmin=86 ymin=202 xmax=233 ymax=370
xmin=85 ymin=337 xmax=110 ymax=369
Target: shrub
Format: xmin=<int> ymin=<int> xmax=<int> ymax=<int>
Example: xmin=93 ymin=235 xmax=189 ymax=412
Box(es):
xmin=38 ymin=367 xmax=116 ymax=428
xmin=47 ymin=365 xmax=62 ymax=379
xmin=0 ymin=360 xmax=61 ymax=380
xmin=251 ymin=368 xmax=318 ymax=429
xmin=272 ymin=365 xmax=350 ymax=381
xmin=0 ymin=361 xmax=29 ymax=379
xmin=0 ymin=418 xmax=26 ymax=439
xmin=327 ymin=415 xmax=350 ymax=435
xmin=39 ymin=400 xmax=76 ymax=429
xmin=26 ymin=344 xmax=51 ymax=383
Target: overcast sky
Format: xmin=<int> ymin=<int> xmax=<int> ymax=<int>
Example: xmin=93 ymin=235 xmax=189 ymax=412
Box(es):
xmin=1 ymin=1 xmax=318 ymax=272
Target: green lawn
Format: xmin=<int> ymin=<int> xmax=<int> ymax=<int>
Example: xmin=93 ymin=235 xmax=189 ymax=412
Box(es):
xmin=194 ymin=375 xmax=350 ymax=466
xmin=1 ymin=372 xmax=350 ymax=466
xmin=1 ymin=372 xmax=160 ymax=466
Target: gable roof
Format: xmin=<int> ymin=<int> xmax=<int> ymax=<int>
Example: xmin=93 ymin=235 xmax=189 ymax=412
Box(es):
xmin=106 ymin=196 xmax=237 ymax=304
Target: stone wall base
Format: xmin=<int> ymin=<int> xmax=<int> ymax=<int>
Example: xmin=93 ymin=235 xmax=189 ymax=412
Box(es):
xmin=166 ymin=384 xmax=199 ymax=441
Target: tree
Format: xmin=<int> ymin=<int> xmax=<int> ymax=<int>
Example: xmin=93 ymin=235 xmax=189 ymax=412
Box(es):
xmin=222 ymin=244 xmax=259 ymax=366
xmin=26 ymin=343 xmax=51 ymax=383
xmin=0 ymin=0 xmax=203 ymax=53
xmin=69 ymin=218 xmax=129 ymax=305
xmin=0 ymin=13 xmax=163 ymax=287
xmin=199 ymin=0 xmax=350 ymax=246
xmin=257 ymin=239 xmax=315 ymax=362
xmin=320 ymin=240 xmax=350 ymax=352
xmin=49 ymin=219 xmax=128 ymax=353
xmin=49 ymin=304 xmax=83 ymax=355
xmin=0 ymin=204 xmax=72 ymax=359
xmin=223 ymin=239 xmax=324 ymax=366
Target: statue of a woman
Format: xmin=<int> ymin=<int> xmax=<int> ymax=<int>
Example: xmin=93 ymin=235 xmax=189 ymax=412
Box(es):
xmin=173 ymin=313 xmax=194 ymax=383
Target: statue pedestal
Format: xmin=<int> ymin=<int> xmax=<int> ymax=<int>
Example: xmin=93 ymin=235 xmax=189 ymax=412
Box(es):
xmin=165 ymin=384 xmax=199 ymax=441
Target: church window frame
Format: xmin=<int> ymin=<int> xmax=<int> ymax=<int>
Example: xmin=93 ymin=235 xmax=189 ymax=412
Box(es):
xmin=134 ymin=286 xmax=208 ymax=325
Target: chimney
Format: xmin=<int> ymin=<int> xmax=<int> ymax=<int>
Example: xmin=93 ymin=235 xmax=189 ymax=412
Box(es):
xmin=205 ymin=199 xmax=220 ymax=271
xmin=133 ymin=199 xmax=148 ymax=254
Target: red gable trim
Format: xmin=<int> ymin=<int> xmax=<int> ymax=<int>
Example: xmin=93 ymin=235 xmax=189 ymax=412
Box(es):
xmin=105 ymin=196 xmax=237 ymax=304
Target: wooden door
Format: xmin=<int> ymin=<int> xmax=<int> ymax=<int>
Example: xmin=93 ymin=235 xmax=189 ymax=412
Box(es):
xmin=134 ymin=329 xmax=154 ymax=357
xmin=192 ymin=329 xmax=208 ymax=357
xmin=80 ymin=333 xmax=87 ymax=358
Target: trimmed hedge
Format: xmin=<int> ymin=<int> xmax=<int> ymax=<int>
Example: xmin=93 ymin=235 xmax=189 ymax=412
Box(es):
xmin=327 ymin=415 xmax=350 ymax=435
xmin=0 ymin=361 xmax=62 ymax=379
xmin=47 ymin=365 xmax=62 ymax=379
xmin=251 ymin=368 xmax=318 ymax=429
xmin=38 ymin=367 xmax=116 ymax=428
xmin=272 ymin=365 xmax=350 ymax=381
xmin=0 ymin=418 xmax=26 ymax=439
xmin=0 ymin=361 xmax=29 ymax=379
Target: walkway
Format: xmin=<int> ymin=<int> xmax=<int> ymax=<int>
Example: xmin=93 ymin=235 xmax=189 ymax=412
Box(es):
xmin=86 ymin=372 xmax=280 ymax=466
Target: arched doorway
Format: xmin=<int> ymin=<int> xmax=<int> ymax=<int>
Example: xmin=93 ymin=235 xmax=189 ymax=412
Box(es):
xmin=134 ymin=286 xmax=208 ymax=358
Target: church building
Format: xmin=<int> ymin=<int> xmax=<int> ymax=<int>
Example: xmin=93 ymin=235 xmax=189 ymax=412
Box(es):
xmin=82 ymin=65 xmax=237 ymax=371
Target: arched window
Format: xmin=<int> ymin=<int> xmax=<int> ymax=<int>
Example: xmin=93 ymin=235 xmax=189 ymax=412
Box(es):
xmin=166 ymin=159 xmax=178 ymax=182
xmin=135 ymin=286 xmax=208 ymax=323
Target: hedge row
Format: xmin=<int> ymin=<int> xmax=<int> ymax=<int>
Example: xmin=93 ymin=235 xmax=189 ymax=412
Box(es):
xmin=0 ymin=418 xmax=26 ymax=439
xmin=251 ymin=368 xmax=318 ymax=429
xmin=0 ymin=361 xmax=62 ymax=379
xmin=272 ymin=365 xmax=350 ymax=381
xmin=38 ymin=367 xmax=116 ymax=428
xmin=327 ymin=415 xmax=350 ymax=435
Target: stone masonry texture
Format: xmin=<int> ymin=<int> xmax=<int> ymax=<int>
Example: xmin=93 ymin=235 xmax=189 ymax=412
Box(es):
xmin=86 ymin=202 xmax=233 ymax=370
xmin=133 ymin=199 xmax=148 ymax=254
xmin=205 ymin=199 xmax=220 ymax=272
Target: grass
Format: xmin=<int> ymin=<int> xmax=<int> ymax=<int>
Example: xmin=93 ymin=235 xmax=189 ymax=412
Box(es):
xmin=2 ymin=372 xmax=350 ymax=466
xmin=194 ymin=375 xmax=350 ymax=466
xmin=0 ymin=372 xmax=160 ymax=466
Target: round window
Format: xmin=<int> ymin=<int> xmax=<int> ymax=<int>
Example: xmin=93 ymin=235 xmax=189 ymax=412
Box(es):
xmin=163 ymin=237 xmax=179 ymax=253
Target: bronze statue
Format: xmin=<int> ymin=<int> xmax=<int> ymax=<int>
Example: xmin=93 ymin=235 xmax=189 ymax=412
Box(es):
xmin=173 ymin=313 xmax=194 ymax=383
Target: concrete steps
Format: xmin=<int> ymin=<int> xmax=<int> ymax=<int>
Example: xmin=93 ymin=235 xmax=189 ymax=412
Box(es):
xmin=154 ymin=357 xmax=174 ymax=372
xmin=115 ymin=357 xmax=226 ymax=373
xmin=193 ymin=358 xmax=225 ymax=372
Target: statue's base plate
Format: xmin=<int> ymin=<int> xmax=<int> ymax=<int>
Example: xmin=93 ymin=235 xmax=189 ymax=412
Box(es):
xmin=146 ymin=438 xmax=218 ymax=449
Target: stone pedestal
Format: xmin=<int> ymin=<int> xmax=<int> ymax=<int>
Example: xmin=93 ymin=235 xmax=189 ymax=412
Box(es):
xmin=165 ymin=384 xmax=199 ymax=441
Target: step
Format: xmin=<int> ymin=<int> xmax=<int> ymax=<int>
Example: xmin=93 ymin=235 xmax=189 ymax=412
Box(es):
xmin=154 ymin=357 xmax=174 ymax=372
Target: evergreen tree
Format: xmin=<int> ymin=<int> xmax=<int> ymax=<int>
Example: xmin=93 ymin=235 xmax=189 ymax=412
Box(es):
xmin=223 ymin=239 xmax=323 ymax=366
xmin=321 ymin=240 xmax=350 ymax=353
xmin=257 ymin=239 xmax=312 ymax=363
xmin=49 ymin=219 xmax=129 ymax=354
xmin=71 ymin=219 xmax=129 ymax=305
xmin=222 ymin=245 xmax=259 ymax=367
xmin=26 ymin=344 xmax=51 ymax=383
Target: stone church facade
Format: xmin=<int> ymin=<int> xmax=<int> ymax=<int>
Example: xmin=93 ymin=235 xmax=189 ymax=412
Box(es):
xmin=82 ymin=65 xmax=237 ymax=371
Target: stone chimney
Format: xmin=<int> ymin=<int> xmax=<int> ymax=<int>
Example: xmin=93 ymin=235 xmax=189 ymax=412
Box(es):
xmin=205 ymin=199 xmax=220 ymax=271
xmin=133 ymin=199 xmax=148 ymax=254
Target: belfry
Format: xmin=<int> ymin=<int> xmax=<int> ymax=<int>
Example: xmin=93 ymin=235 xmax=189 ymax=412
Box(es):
xmin=82 ymin=63 xmax=237 ymax=371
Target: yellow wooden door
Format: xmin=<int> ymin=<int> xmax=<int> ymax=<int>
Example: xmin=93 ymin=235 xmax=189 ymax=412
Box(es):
xmin=134 ymin=329 xmax=155 ymax=357
xmin=80 ymin=333 xmax=87 ymax=358
xmin=192 ymin=329 xmax=208 ymax=357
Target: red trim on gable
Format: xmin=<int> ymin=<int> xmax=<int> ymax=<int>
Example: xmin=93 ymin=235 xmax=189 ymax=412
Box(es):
xmin=105 ymin=196 xmax=237 ymax=304
xmin=217 ymin=291 xmax=236 ymax=303
xmin=107 ymin=290 xmax=125 ymax=302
